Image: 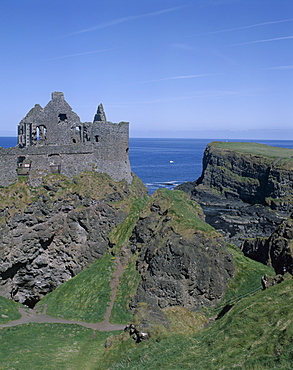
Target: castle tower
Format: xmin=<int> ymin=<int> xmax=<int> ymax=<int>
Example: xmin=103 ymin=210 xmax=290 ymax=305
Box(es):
xmin=93 ymin=104 xmax=107 ymax=122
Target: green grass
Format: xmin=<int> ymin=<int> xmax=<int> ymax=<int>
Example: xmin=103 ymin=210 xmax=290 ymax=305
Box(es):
xmin=0 ymin=296 xmax=21 ymax=324
xmin=37 ymin=253 xmax=114 ymax=322
xmin=213 ymin=141 xmax=293 ymax=159
xmin=1 ymin=241 xmax=291 ymax=369
xmin=1 ymin=170 xmax=291 ymax=368
xmin=0 ymin=323 xmax=118 ymax=370
xmin=110 ymin=255 xmax=142 ymax=324
xmin=148 ymin=189 xmax=216 ymax=236
xmin=103 ymin=278 xmax=293 ymax=369
xmin=109 ymin=196 xmax=148 ymax=253
xmin=108 ymin=196 xmax=148 ymax=324
xmin=210 ymin=244 xmax=274 ymax=313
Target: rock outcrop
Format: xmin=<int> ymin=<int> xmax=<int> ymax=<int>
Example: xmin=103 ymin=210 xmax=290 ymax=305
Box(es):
xmin=242 ymin=216 xmax=293 ymax=275
xmin=0 ymin=172 xmax=147 ymax=307
xmin=177 ymin=142 xmax=293 ymax=247
xmin=128 ymin=190 xmax=234 ymax=310
xmin=0 ymin=168 xmax=234 ymax=312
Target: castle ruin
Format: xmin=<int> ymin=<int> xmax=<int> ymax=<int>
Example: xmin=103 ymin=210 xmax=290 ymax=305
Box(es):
xmin=0 ymin=92 xmax=132 ymax=186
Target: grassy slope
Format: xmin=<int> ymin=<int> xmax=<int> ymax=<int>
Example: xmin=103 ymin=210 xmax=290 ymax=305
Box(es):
xmin=37 ymin=252 xmax=114 ymax=322
xmin=0 ymin=296 xmax=21 ymax=324
xmin=0 ymin=323 xmax=117 ymax=370
xmin=104 ymin=277 xmax=293 ymax=370
xmin=212 ymin=244 xmax=274 ymax=311
xmin=0 ymin=232 xmax=291 ymax=369
xmin=110 ymin=255 xmax=141 ymax=324
xmin=109 ymin=197 xmax=148 ymax=324
xmin=0 ymin=183 xmax=291 ymax=368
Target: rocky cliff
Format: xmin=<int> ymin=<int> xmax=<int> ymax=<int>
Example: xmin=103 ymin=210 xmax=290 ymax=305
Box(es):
xmin=0 ymin=170 xmax=234 ymax=312
xmin=128 ymin=189 xmax=234 ymax=310
xmin=242 ymin=216 xmax=293 ymax=275
xmin=177 ymin=141 xmax=293 ymax=273
xmin=182 ymin=141 xmax=293 ymax=208
xmin=0 ymin=172 xmax=147 ymax=307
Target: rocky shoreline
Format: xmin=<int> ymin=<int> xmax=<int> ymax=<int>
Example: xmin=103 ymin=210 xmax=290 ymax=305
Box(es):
xmin=177 ymin=141 xmax=293 ymax=274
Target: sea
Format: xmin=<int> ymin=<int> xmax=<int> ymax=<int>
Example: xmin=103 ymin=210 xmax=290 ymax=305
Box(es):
xmin=1 ymin=137 xmax=293 ymax=194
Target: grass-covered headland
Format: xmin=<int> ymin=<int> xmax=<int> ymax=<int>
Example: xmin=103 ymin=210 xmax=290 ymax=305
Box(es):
xmin=0 ymin=168 xmax=292 ymax=369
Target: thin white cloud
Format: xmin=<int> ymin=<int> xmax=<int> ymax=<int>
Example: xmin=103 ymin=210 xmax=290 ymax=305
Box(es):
xmin=147 ymin=74 xmax=213 ymax=82
xmin=66 ymin=6 xmax=185 ymax=37
xmin=265 ymin=65 xmax=293 ymax=70
xmin=38 ymin=47 xmax=123 ymax=62
xmin=230 ymin=35 xmax=293 ymax=46
xmin=199 ymin=18 xmax=293 ymax=36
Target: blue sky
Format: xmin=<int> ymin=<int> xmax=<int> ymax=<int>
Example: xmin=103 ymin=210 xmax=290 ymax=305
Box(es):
xmin=0 ymin=0 xmax=292 ymax=139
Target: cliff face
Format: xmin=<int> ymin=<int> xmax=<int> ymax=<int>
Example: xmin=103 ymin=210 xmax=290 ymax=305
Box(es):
xmin=0 ymin=172 xmax=147 ymax=306
xmin=0 ymin=170 xmax=233 ymax=312
xmin=177 ymin=141 xmax=293 ymax=273
xmin=129 ymin=190 xmax=234 ymax=310
xmin=197 ymin=142 xmax=293 ymax=207
xmin=242 ymin=217 xmax=293 ymax=275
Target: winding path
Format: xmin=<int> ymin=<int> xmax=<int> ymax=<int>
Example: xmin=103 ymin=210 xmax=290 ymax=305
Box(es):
xmin=0 ymin=306 xmax=125 ymax=331
xmin=0 ymin=249 xmax=131 ymax=332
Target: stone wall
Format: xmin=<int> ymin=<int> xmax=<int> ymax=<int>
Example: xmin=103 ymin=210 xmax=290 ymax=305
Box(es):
xmin=0 ymin=92 xmax=132 ymax=186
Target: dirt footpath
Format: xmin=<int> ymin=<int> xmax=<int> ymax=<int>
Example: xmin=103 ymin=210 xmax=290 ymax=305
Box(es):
xmin=1 ymin=247 xmax=131 ymax=332
xmin=0 ymin=305 xmax=125 ymax=331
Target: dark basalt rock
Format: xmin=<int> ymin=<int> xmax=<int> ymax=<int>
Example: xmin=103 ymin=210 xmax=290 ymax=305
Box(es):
xmin=242 ymin=217 xmax=293 ymax=275
xmin=129 ymin=193 xmax=234 ymax=310
xmin=177 ymin=142 xmax=293 ymax=248
xmin=261 ymin=274 xmax=284 ymax=289
xmin=0 ymin=200 xmax=125 ymax=306
xmin=0 ymin=172 xmax=148 ymax=307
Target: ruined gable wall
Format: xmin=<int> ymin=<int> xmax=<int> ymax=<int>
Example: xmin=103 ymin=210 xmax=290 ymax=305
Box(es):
xmin=20 ymin=104 xmax=45 ymax=125
xmin=42 ymin=92 xmax=81 ymax=145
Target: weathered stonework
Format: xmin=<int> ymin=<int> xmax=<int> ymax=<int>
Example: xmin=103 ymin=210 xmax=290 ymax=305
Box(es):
xmin=0 ymin=92 xmax=132 ymax=186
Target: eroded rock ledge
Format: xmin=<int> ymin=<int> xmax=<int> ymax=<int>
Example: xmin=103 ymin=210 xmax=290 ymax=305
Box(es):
xmin=177 ymin=141 xmax=293 ymax=273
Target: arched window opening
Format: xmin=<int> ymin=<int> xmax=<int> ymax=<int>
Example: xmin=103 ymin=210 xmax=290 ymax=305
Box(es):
xmin=37 ymin=125 xmax=47 ymax=141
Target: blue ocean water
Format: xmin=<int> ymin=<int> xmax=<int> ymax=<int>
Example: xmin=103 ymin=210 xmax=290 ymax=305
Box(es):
xmin=129 ymin=138 xmax=210 ymax=194
xmin=2 ymin=137 xmax=293 ymax=194
xmin=130 ymin=138 xmax=293 ymax=194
